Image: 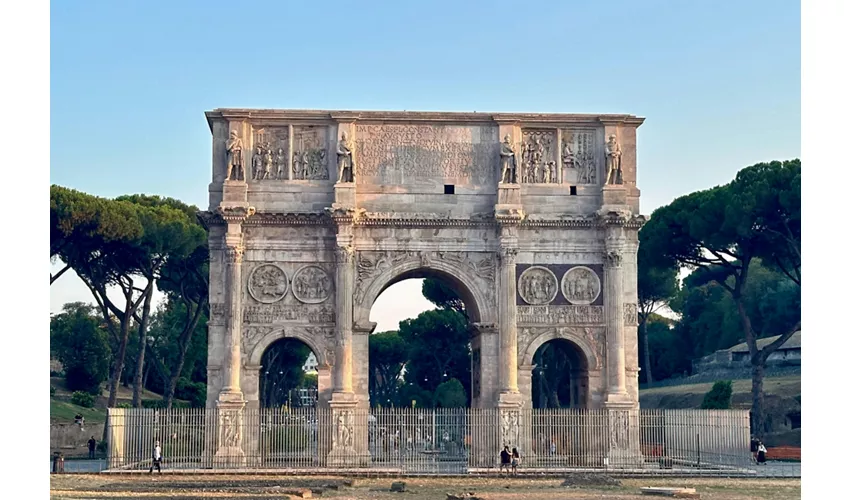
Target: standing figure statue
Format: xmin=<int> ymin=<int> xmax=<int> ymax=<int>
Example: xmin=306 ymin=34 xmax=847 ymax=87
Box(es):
xmin=261 ymin=144 xmax=274 ymax=180
xmin=226 ymin=130 xmax=244 ymax=181
xmin=252 ymin=144 xmax=264 ymax=180
xmin=337 ymin=132 xmax=355 ymax=183
xmin=276 ymin=148 xmax=287 ymax=179
xmin=605 ymin=134 xmax=622 ymax=185
xmin=500 ymin=134 xmax=517 ymax=183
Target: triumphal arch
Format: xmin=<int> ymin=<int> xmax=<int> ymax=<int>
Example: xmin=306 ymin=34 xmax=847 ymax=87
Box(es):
xmin=201 ymin=108 xmax=645 ymax=465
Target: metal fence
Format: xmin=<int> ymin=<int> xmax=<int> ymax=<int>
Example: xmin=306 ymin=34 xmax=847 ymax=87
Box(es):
xmin=107 ymin=407 xmax=753 ymax=474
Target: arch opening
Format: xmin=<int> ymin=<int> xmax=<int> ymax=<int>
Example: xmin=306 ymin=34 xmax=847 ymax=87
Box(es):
xmin=531 ymin=338 xmax=590 ymax=409
xmin=259 ymin=337 xmax=318 ymax=409
xmin=366 ymin=269 xmax=484 ymax=409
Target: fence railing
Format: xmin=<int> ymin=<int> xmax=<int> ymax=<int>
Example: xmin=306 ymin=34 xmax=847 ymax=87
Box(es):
xmin=107 ymin=407 xmax=752 ymax=473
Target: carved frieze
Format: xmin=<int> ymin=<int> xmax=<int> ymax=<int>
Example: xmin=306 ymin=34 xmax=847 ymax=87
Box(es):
xmin=252 ymin=127 xmax=289 ymax=180
xmin=624 ymin=303 xmax=638 ymax=326
xmin=247 ymin=264 xmax=288 ymax=303
xmin=521 ymin=129 xmax=557 ymax=184
xmin=518 ymin=266 xmax=558 ymax=305
xmin=517 ymin=305 xmax=604 ymax=325
xmin=292 ymin=126 xmax=329 ymax=180
xmin=219 ymin=410 xmax=242 ymax=448
xmin=243 ymin=304 xmax=335 ymax=324
xmin=500 ymin=410 xmax=520 ymax=447
xmin=353 ymin=250 xmax=417 ymax=304
xmin=561 ymin=266 xmax=601 ymax=305
xmin=291 ymin=265 xmax=332 ymax=304
xmin=334 ymin=410 xmax=354 ymax=448
xmin=561 ymin=129 xmax=598 ymax=185
xmin=354 ymin=124 xmax=498 ymax=183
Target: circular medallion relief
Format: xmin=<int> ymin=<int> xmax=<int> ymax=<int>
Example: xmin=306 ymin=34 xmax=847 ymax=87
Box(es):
xmin=561 ymin=266 xmax=601 ymax=305
xmin=518 ymin=266 xmax=558 ymax=305
xmin=292 ymin=265 xmax=332 ymax=304
xmin=248 ymin=264 xmax=288 ymax=303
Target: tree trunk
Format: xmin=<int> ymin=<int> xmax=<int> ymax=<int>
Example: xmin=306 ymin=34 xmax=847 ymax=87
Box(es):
xmin=107 ymin=313 xmax=133 ymax=408
xmin=750 ymin=361 xmax=766 ymax=438
xmin=132 ymin=286 xmax=154 ymax=407
xmin=639 ymin=321 xmax=654 ymax=386
xmin=164 ymin=300 xmax=205 ymax=409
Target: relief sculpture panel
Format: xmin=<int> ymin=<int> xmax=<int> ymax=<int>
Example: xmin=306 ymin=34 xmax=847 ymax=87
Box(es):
xmin=521 ymin=129 xmax=557 ymax=184
xmin=354 ymin=124 xmax=498 ymax=183
xmin=518 ymin=305 xmax=604 ymax=325
xmin=561 ymin=129 xmax=598 ymax=185
xmin=243 ymin=304 xmax=335 ymax=324
xmin=518 ymin=266 xmax=558 ymax=305
xmin=291 ymin=265 xmax=333 ymax=304
xmin=292 ymin=126 xmax=328 ymax=180
xmin=247 ymin=264 xmax=288 ymax=303
xmin=252 ymin=127 xmax=290 ymax=181
xmin=561 ymin=266 xmax=601 ymax=305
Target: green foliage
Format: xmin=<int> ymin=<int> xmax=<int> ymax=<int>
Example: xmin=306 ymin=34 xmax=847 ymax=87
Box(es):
xmin=422 ymin=278 xmax=466 ymax=316
xmin=71 ymin=391 xmax=96 ymax=408
xmin=117 ymin=402 xmax=132 ymax=409
xmin=260 ymin=339 xmax=313 ymax=408
xmin=262 ymin=426 xmax=312 ymax=452
xmin=174 ymin=379 xmax=207 ymax=408
xmin=50 ymin=303 xmax=111 ymax=394
xmin=141 ymin=399 xmax=190 ymax=409
xmin=96 ymin=440 xmax=108 ymax=453
xmin=701 ymin=381 xmax=733 ymax=409
xmin=399 ymin=309 xmax=471 ymax=403
xmin=50 ymin=385 xmax=56 ymax=397
xmin=434 ymin=378 xmax=467 ymax=408
xmin=369 ymin=331 xmax=409 ymax=407
xmin=396 ymin=383 xmax=434 ymax=408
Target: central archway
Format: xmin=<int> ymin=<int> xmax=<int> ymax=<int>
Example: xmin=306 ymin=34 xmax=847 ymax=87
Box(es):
xmin=352 ymin=255 xmax=497 ymax=410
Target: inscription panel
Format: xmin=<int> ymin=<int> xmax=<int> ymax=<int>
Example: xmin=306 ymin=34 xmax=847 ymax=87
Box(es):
xmin=355 ymin=124 xmax=499 ymax=184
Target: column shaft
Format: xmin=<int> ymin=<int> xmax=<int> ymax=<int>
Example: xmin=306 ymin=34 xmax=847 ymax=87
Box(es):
xmin=223 ymin=246 xmax=244 ymax=394
xmin=604 ymin=250 xmax=627 ymax=396
xmin=499 ymin=248 xmax=519 ymax=393
xmin=334 ymin=246 xmax=355 ymax=393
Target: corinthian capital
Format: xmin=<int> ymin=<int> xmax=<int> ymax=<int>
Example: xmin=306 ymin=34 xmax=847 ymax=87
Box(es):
xmin=499 ymin=247 xmax=518 ymax=265
xmin=335 ymin=246 xmax=355 ymax=265
xmin=225 ymin=246 xmax=244 ymax=264
xmin=604 ymin=250 xmax=622 ymax=268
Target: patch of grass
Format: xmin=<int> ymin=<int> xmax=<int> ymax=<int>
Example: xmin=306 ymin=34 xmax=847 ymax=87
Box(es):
xmin=51 ymin=399 xmax=106 ymax=423
xmin=641 ymin=375 xmax=800 ymax=398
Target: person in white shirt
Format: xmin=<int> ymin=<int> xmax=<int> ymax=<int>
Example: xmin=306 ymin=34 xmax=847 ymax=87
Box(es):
xmin=149 ymin=440 xmax=162 ymax=474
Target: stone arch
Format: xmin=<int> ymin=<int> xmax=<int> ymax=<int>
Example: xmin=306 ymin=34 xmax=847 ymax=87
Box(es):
xmin=248 ymin=327 xmax=328 ymax=368
xmin=521 ymin=328 xmax=599 ymax=371
xmin=353 ymin=257 xmax=497 ymax=326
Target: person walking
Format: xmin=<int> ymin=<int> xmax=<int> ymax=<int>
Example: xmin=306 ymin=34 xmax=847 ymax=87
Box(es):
xmin=511 ymin=447 xmax=521 ymax=475
xmin=87 ymin=436 xmax=97 ymax=459
xmin=149 ymin=440 xmax=162 ymax=474
xmin=757 ymin=442 xmax=767 ymax=465
xmin=499 ymin=446 xmax=511 ymax=475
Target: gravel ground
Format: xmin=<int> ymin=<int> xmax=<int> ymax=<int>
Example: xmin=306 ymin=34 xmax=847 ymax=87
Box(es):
xmin=50 ymin=474 xmax=801 ymax=500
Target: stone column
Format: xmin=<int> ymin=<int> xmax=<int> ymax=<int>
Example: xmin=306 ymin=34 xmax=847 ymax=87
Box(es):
xmin=333 ymin=245 xmax=355 ymax=395
xmin=220 ymin=245 xmax=245 ymax=399
xmin=603 ymin=247 xmax=629 ymax=403
xmin=498 ymin=246 xmax=520 ymax=396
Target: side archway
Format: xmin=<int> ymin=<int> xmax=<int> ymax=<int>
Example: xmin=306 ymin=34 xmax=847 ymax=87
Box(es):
xmin=248 ymin=327 xmax=330 ymax=368
xmin=521 ymin=328 xmax=599 ymax=370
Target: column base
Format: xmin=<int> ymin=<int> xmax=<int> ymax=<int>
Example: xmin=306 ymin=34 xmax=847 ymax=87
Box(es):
xmin=327 ymin=398 xmax=370 ymax=467
xmin=604 ymin=392 xmax=634 ymax=408
xmin=214 ymin=398 xmax=246 ymax=468
xmin=332 ymin=182 xmax=356 ymax=209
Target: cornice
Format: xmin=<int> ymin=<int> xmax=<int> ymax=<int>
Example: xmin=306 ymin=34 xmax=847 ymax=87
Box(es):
xmin=206 ymin=109 xmax=646 ymax=129
xmin=202 ymin=210 xmax=644 ymax=229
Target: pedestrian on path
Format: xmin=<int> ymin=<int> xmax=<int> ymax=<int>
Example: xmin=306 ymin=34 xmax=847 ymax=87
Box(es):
xmin=87 ymin=436 xmax=97 ymax=459
xmin=149 ymin=440 xmax=162 ymax=474
xmin=511 ymin=447 xmax=521 ymax=475
xmin=757 ymin=442 xmax=767 ymax=465
xmin=499 ymin=446 xmax=511 ymax=475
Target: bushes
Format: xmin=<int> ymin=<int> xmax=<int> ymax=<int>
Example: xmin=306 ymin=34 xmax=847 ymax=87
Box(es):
xmin=175 ymin=379 xmax=207 ymax=408
xmin=701 ymin=380 xmax=733 ymax=409
xmin=50 ymin=385 xmax=56 ymax=397
xmin=141 ymin=399 xmax=191 ymax=409
xmin=71 ymin=391 xmax=96 ymax=408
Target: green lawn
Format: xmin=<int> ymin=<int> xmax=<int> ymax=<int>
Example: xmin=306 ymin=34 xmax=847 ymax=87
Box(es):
xmin=51 ymin=399 xmax=107 ymax=423
xmin=640 ymin=375 xmax=800 ymax=398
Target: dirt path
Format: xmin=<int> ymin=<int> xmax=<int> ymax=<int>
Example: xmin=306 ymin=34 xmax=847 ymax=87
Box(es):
xmin=50 ymin=474 xmax=801 ymax=500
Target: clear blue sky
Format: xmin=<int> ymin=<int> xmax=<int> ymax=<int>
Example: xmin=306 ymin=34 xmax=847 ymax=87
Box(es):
xmin=50 ymin=0 xmax=801 ymax=328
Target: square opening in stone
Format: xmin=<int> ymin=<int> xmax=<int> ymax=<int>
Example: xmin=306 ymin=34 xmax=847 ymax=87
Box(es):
xmin=444 ymin=184 xmax=455 ymax=194
xmin=570 ymin=186 xmax=577 ymax=196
